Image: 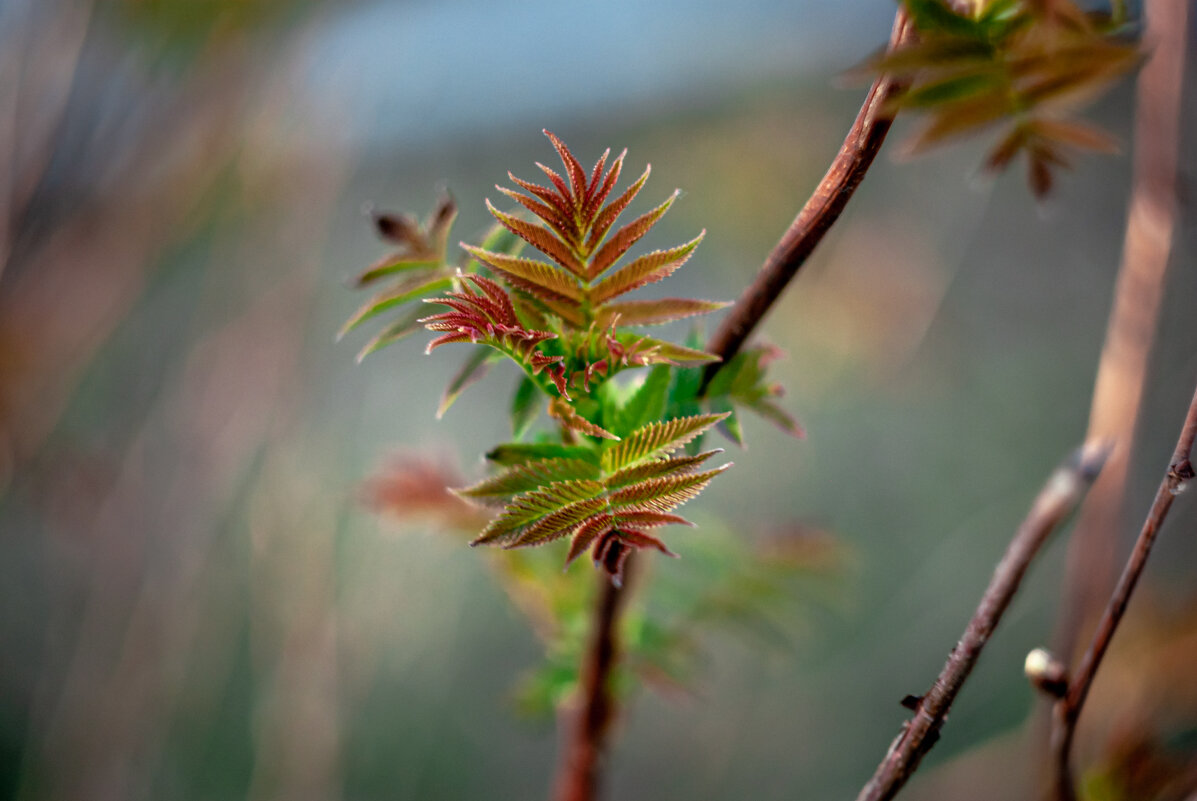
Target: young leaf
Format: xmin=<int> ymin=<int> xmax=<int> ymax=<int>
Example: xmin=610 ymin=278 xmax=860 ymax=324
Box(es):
xmin=597 ymin=298 xmax=729 ymax=327
xmin=612 ymin=335 xmax=720 ymax=367
xmin=487 ymin=442 xmax=600 ymax=467
xmin=710 ymin=399 xmax=744 ymax=446
xmin=508 ymin=496 xmax=611 ymax=547
xmin=746 ymin=398 xmax=806 ymax=439
xmin=589 ymin=231 xmax=705 ymax=303
xmin=602 ymin=413 xmax=729 ymax=472
xmin=548 ymin=397 xmax=620 ymax=441
xmin=586 ymin=165 xmax=651 ymax=253
xmin=455 ymin=458 xmax=601 ymax=504
xmin=460 ymin=244 xmax=583 ymax=303
xmin=587 ymin=191 xmax=682 ymax=279
xmin=543 ymin=130 xmax=588 ymax=207
xmin=604 ymin=450 xmax=722 ymax=491
xmin=472 ymin=478 xmax=607 ymax=545
xmin=606 ymin=465 xmax=731 ymax=514
xmin=354 ymin=256 xmax=440 ymax=288
xmin=339 ymin=274 xmax=454 ymax=339
xmin=355 ymin=306 xmax=425 ymax=362
xmin=485 ymin=200 xmax=587 ymax=277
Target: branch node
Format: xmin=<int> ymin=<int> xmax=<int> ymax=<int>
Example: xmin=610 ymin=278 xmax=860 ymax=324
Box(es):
xmin=1025 ymin=648 xmax=1069 ymax=698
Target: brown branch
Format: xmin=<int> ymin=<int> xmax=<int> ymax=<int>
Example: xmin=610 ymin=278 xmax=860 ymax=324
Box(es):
xmin=1054 ymin=0 xmax=1190 ymax=667
xmin=550 ymin=563 xmax=633 ymax=801
xmin=855 ymin=442 xmax=1110 ymax=801
xmin=1049 ymin=382 xmax=1197 ymax=801
xmin=700 ymin=9 xmax=912 ymax=391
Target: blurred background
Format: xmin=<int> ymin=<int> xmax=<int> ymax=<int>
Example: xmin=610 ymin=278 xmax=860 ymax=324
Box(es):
xmin=2 ymin=0 xmax=1195 ymax=799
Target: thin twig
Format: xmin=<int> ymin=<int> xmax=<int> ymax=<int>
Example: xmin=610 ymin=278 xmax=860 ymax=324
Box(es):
xmin=1054 ymin=0 xmax=1190 ymax=667
xmin=1049 ymin=382 xmax=1197 ymax=801
xmin=551 ymin=562 xmax=632 ymax=801
xmin=700 ymin=10 xmax=912 ymax=391
xmin=855 ymin=442 xmax=1110 ymax=801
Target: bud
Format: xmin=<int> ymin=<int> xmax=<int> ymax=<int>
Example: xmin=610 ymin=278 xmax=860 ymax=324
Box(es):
xmin=1025 ymin=648 xmax=1068 ymax=698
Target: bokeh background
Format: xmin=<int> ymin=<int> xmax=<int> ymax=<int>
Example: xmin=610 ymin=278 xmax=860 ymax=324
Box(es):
xmin=2 ymin=1 xmax=1196 ymax=799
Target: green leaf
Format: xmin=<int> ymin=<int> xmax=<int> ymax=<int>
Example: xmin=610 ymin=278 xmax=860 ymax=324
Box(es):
xmin=615 ymin=365 xmax=671 ymax=436
xmin=473 ymin=479 xmax=606 ymax=545
xmin=606 ymin=465 xmax=731 ymax=514
xmin=903 ymin=0 xmax=985 ymax=38
xmin=605 ymin=450 xmax=722 ymax=491
xmin=455 ymin=458 xmax=601 ymax=503
xmin=508 ymin=496 xmax=610 ymax=547
xmin=437 ymin=348 xmax=495 ymax=419
xmin=510 ymin=375 xmax=540 ymax=438
xmin=896 ymin=73 xmax=1005 ymax=110
xmin=746 ymin=398 xmax=805 ymax=439
xmin=487 ymin=442 xmax=600 ymax=467
xmin=710 ymin=399 xmax=744 ymax=446
xmin=602 ymin=413 xmax=730 ymax=472
xmin=354 ymin=256 xmax=440 ymax=287
xmin=354 ymin=306 xmax=425 ymax=362
xmin=860 ymin=37 xmax=995 ymax=78
xmin=631 ymin=337 xmax=721 ymax=366
xmin=338 ymin=274 xmax=454 ymax=339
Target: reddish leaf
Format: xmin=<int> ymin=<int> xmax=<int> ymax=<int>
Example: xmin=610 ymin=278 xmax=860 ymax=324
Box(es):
xmin=548 ymin=397 xmax=619 ymax=441
xmin=585 ymin=164 xmax=650 ymax=253
xmin=494 ymin=185 xmax=574 ymax=243
xmin=582 ymin=149 xmax=627 ymax=223
xmin=485 ymin=200 xmax=586 ymax=277
xmin=507 ymin=172 xmax=574 ymax=224
xmin=544 ymin=130 xmax=588 ymax=206
xmin=597 ymin=298 xmax=728 ymax=327
xmin=460 ymin=244 xmax=583 ymax=303
xmin=588 ymin=190 xmax=679 ymax=279
xmin=590 ymin=230 xmax=703 ymax=302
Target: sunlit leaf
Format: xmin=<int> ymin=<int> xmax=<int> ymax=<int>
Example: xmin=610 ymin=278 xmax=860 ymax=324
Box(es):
xmin=455 ymin=458 xmax=601 ymax=504
xmin=590 ymin=231 xmax=704 ymax=303
xmin=602 ymin=413 xmax=729 ymax=472
xmin=460 ymin=244 xmax=582 ymax=303
xmin=587 ymin=191 xmax=682 ymax=280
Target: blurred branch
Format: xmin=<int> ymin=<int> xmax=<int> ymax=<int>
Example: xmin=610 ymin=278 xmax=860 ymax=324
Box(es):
xmin=551 ymin=562 xmax=633 ymax=801
xmin=1049 ymin=382 xmax=1197 ymax=801
xmin=700 ymin=9 xmax=912 ymax=392
xmin=1055 ymin=0 xmax=1190 ymax=665
xmin=855 ymin=441 xmax=1110 ymax=801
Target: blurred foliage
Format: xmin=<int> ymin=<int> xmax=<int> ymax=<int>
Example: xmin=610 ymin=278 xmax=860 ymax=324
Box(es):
xmin=860 ymin=0 xmax=1140 ymax=196
xmin=1074 ymin=600 xmax=1197 ymax=801
xmin=105 ymin=0 xmax=317 ymax=61
xmin=365 ymin=456 xmax=844 ymax=722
